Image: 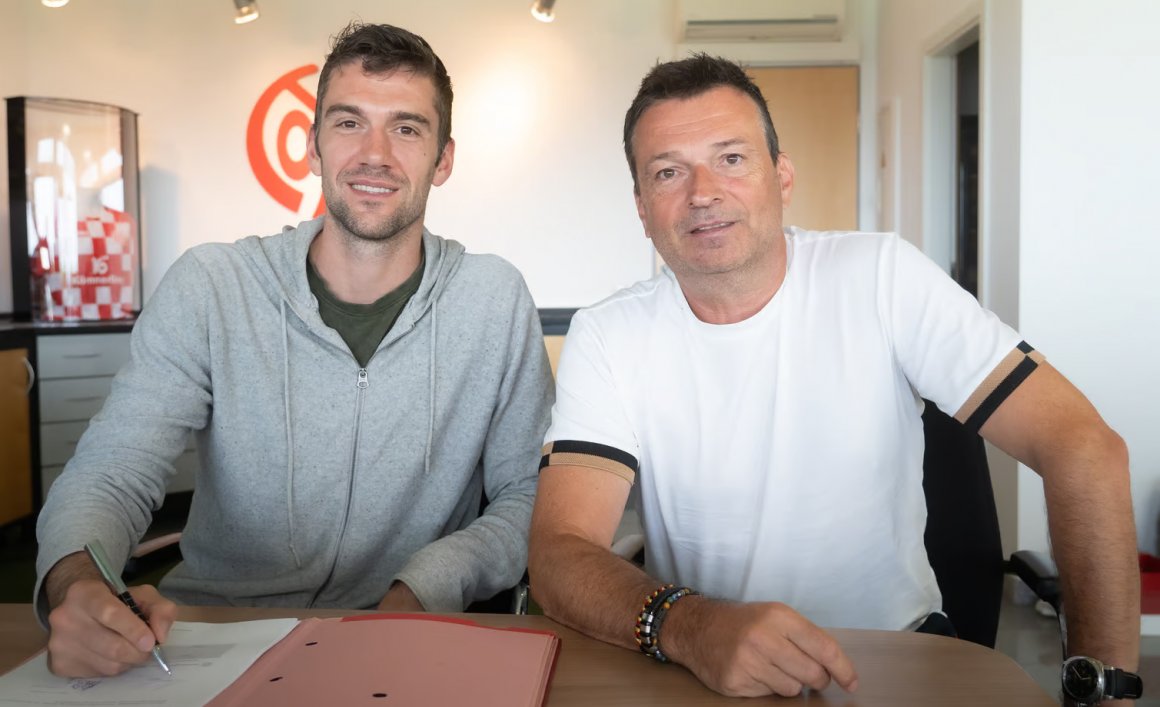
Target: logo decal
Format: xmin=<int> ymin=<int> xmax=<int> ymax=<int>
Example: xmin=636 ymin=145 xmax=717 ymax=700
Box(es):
xmin=246 ymin=65 xmax=324 ymax=218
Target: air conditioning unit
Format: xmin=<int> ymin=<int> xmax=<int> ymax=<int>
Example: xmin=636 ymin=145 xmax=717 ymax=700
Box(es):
xmin=679 ymin=0 xmax=846 ymax=43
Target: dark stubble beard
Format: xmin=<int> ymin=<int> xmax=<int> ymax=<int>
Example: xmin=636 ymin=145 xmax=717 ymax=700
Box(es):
xmin=322 ymin=164 xmax=435 ymax=244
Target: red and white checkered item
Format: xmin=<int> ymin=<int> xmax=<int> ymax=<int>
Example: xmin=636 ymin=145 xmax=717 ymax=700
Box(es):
xmin=42 ymin=207 xmax=137 ymax=321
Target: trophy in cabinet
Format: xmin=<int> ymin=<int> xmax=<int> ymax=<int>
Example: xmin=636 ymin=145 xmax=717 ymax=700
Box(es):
xmin=6 ymin=97 xmax=142 ymax=322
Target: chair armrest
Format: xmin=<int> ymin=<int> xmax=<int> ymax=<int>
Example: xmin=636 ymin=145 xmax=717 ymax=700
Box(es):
xmin=466 ymin=571 xmax=531 ymax=615
xmin=1006 ymin=549 xmax=1061 ymax=612
xmin=131 ymin=532 xmax=183 ymax=558
xmin=122 ymin=532 xmax=184 ymax=584
xmin=611 ymin=533 xmax=645 ymax=563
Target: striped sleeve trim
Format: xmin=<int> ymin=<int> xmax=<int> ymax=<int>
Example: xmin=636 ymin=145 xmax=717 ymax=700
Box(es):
xmin=954 ymin=341 xmax=1046 ymax=432
xmin=540 ymin=440 xmax=638 ymax=485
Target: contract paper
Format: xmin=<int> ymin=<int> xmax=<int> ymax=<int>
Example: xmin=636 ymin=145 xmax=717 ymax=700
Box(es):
xmin=0 ymin=618 xmax=299 ymax=706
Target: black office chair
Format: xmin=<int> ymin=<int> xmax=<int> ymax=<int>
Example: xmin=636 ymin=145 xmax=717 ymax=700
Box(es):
xmin=921 ymin=399 xmax=1061 ymax=650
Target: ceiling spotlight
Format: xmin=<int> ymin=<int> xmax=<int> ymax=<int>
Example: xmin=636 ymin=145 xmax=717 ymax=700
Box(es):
xmin=234 ymin=0 xmax=260 ymax=24
xmin=530 ymin=0 xmax=556 ymax=23
xmin=42 ymin=0 xmax=69 ymax=7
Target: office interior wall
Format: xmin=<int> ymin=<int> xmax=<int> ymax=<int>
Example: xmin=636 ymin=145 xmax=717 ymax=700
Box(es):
xmin=0 ymin=0 xmax=875 ymax=313
xmin=1017 ymin=0 xmax=1160 ymax=555
xmin=0 ymin=1 xmax=673 ymax=310
xmin=880 ymin=0 xmax=1160 ymax=556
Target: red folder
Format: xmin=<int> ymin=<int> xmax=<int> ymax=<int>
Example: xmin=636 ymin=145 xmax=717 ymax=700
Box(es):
xmin=207 ymin=614 xmax=560 ymax=707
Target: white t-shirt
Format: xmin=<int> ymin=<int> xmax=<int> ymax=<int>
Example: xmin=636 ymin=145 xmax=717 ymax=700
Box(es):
xmin=542 ymin=228 xmax=1039 ymax=631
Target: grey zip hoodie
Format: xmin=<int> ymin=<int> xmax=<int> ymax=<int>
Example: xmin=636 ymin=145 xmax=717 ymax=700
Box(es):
xmin=34 ymin=217 xmax=553 ymax=622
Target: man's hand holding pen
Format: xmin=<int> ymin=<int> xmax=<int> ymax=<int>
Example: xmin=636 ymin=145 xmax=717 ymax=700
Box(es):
xmin=43 ymin=550 xmax=178 ymax=678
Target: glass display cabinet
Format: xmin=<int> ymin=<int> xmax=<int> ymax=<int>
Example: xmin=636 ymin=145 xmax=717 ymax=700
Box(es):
xmin=6 ymin=97 xmax=141 ymax=322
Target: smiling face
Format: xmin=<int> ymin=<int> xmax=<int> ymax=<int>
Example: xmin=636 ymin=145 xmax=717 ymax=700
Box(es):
xmin=632 ymin=85 xmax=793 ymax=283
xmin=308 ymin=63 xmax=454 ymax=245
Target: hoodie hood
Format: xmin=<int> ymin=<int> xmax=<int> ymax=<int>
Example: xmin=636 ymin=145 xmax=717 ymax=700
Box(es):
xmin=235 ymin=216 xmax=466 ymax=342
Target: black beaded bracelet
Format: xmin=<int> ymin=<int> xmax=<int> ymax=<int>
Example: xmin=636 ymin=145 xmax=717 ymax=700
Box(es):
xmin=634 ymin=584 xmax=698 ymax=663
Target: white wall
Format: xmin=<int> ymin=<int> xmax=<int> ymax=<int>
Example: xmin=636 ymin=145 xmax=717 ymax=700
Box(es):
xmin=879 ymin=0 xmax=1160 ymax=558
xmin=0 ymin=0 xmax=672 ymax=310
xmin=0 ymin=1 xmax=880 ymax=314
xmin=1018 ymin=0 xmax=1160 ymax=554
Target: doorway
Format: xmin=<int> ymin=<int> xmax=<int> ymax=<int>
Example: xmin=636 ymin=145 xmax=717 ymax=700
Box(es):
xmin=954 ymin=42 xmax=980 ymax=297
xmin=923 ymin=24 xmax=980 ymax=291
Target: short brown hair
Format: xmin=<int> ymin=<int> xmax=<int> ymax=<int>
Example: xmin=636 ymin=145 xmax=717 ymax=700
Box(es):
xmin=316 ymin=22 xmax=454 ymax=153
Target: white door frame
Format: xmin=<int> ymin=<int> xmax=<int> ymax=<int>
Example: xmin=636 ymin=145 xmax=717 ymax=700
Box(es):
xmin=921 ymin=10 xmax=980 ymax=275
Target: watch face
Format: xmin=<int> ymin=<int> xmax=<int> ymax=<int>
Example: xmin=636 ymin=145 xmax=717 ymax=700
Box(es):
xmin=1063 ymin=657 xmax=1103 ymax=701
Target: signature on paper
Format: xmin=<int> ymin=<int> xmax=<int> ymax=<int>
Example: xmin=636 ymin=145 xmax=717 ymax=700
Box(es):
xmin=69 ymin=678 xmax=101 ymax=691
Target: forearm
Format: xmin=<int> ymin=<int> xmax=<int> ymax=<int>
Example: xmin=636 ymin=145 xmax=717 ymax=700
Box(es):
xmin=980 ymin=364 xmax=1141 ymax=668
xmin=44 ymin=552 xmax=102 ymax=612
xmin=529 ymin=531 xmax=660 ymax=650
xmin=378 ymin=581 xmax=425 ymax=611
xmin=1043 ymin=432 xmax=1139 ymax=667
xmin=34 ymin=476 xmax=151 ymax=627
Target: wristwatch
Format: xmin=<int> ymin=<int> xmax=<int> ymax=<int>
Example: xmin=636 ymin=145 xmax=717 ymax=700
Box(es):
xmin=1061 ymin=655 xmax=1143 ymax=704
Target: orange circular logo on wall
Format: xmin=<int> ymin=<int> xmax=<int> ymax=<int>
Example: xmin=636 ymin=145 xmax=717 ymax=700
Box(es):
xmin=246 ymin=65 xmax=325 ymax=218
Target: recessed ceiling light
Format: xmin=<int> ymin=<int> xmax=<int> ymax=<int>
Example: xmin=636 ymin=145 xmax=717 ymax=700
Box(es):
xmin=234 ymin=0 xmax=260 ymax=25
xmin=530 ymin=0 xmax=556 ymax=23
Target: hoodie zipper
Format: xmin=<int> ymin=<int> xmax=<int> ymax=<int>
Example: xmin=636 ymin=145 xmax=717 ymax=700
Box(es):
xmin=308 ymin=366 xmax=368 ymax=606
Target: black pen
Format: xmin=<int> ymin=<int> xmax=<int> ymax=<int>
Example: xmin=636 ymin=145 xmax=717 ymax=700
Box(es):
xmin=83 ymin=540 xmax=173 ymax=676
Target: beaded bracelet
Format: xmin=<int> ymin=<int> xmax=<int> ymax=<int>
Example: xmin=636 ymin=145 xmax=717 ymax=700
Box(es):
xmin=634 ymin=583 xmax=699 ymax=663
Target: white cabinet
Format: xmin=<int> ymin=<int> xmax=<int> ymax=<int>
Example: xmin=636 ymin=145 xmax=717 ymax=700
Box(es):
xmin=37 ymin=333 xmax=197 ymax=497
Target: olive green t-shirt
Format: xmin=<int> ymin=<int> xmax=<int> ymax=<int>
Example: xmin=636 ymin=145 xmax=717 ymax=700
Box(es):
xmin=306 ymin=253 xmax=425 ymax=367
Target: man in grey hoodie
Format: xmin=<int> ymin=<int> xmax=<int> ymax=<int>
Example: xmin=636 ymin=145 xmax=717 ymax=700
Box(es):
xmin=36 ymin=22 xmax=554 ymax=678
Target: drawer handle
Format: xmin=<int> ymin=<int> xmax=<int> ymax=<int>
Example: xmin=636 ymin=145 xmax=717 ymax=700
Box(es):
xmin=62 ymin=353 xmax=102 ymax=359
xmin=23 ymin=357 xmax=35 ymax=395
xmin=65 ymin=396 xmax=106 ymax=403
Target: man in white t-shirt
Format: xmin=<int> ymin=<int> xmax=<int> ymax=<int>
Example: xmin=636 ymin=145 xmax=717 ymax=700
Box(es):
xmin=528 ymin=54 xmax=1140 ymax=699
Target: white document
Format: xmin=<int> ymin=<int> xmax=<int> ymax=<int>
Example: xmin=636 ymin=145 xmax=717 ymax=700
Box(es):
xmin=0 ymin=618 xmax=299 ymax=706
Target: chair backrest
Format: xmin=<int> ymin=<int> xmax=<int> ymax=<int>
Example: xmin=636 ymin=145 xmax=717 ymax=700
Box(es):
xmin=921 ymin=399 xmax=1004 ymax=648
xmin=544 ymin=335 xmax=565 ymax=378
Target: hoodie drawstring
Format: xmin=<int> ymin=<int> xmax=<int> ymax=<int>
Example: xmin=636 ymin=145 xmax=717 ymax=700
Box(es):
xmin=425 ymin=301 xmax=437 ymax=475
xmin=281 ymin=299 xmax=303 ymax=568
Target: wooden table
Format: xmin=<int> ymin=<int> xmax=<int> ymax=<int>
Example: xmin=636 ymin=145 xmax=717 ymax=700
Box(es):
xmin=0 ymin=604 xmax=1054 ymax=705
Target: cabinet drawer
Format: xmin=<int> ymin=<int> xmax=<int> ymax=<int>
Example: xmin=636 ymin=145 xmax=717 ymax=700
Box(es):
xmin=40 ymin=421 xmax=88 ymax=466
xmin=37 ymin=333 xmax=131 ymax=379
xmin=38 ymin=376 xmax=115 ymax=422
